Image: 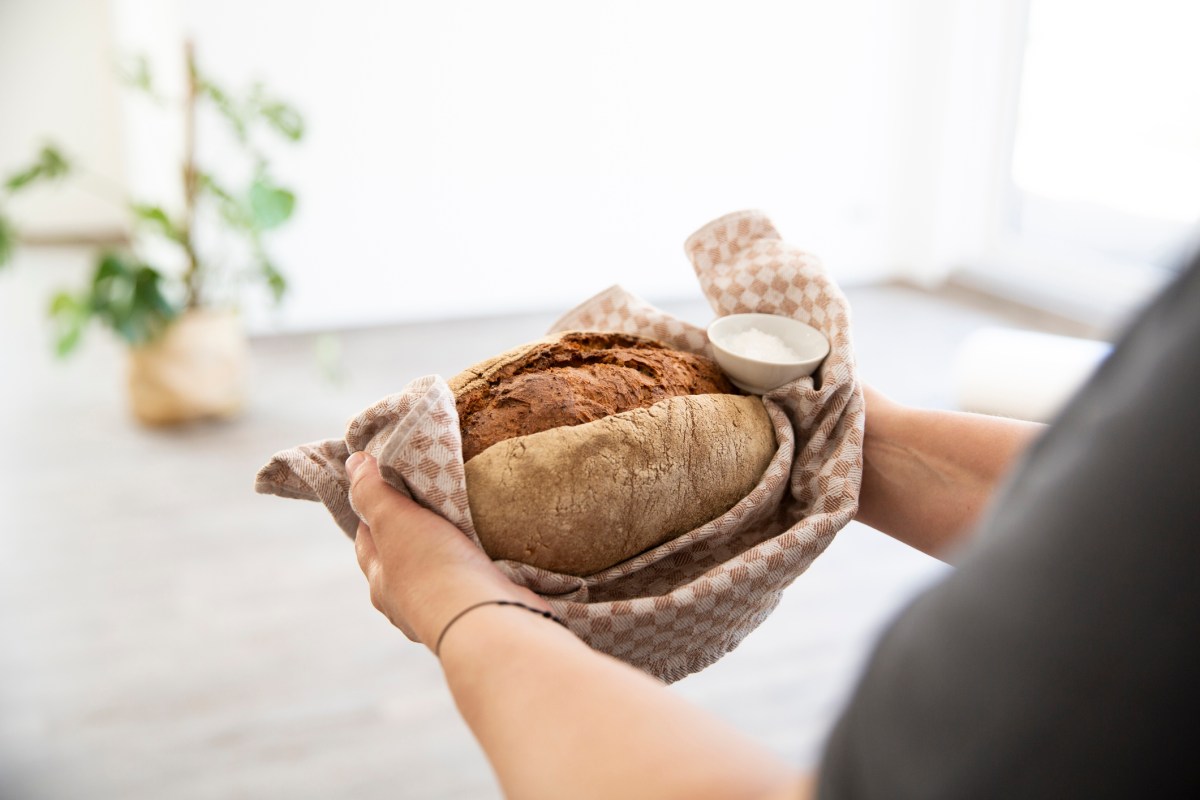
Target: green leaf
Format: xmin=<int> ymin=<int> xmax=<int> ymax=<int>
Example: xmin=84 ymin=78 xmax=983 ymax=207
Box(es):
xmin=43 ymin=252 xmax=180 ymax=356
xmin=197 ymin=77 xmax=248 ymax=142
xmin=118 ymin=54 xmax=157 ymax=97
xmin=130 ymin=203 xmax=184 ymax=242
xmin=5 ymin=145 xmax=70 ymax=193
xmin=94 ymin=250 xmax=133 ymax=284
xmin=89 ymin=260 xmax=135 ymax=332
xmin=196 ymin=171 xmax=255 ymax=232
xmin=0 ymin=213 xmax=14 ymax=268
xmin=8 ymin=165 xmax=42 ymax=193
xmin=48 ymin=290 xmax=90 ymax=357
xmin=248 ymin=179 xmax=295 ymax=230
xmin=258 ymin=256 xmax=288 ymax=304
xmin=82 ymin=251 xmax=178 ymax=346
xmin=48 ymin=291 xmax=80 ymax=316
xmin=258 ymin=99 xmax=305 ymax=141
xmin=248 ymin=82 xmax=303 ymax=140
xmin=129 ymin=266 xmax=178 ymax=343
xmin=195 ymin=170 xmax=234 ymax=203
xmin=54 ymin=321 xmax=86 ymax=357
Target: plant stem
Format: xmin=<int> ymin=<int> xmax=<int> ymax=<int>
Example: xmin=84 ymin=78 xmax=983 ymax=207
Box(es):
xmin=181 ymin=38 xmax=201 ymax=309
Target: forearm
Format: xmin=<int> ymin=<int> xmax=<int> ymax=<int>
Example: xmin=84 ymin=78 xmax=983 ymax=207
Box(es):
xmin=438 ymin=605 xmax=808 ymax=800
xmin=856 ymin=389 xmax=1045 ymax=559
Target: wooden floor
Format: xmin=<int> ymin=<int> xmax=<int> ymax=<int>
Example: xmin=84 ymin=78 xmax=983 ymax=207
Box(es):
xmin=0 ymin=250 xmax=1099 ymax=799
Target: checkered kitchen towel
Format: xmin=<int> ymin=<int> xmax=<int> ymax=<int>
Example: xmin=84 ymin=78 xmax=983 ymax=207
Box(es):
xmin=256 ymin=209 xmax=864 ymax=683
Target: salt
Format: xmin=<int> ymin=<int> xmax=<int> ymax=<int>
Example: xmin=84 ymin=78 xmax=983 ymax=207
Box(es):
xmin=722 ymin=327 xmax=802 ymax=363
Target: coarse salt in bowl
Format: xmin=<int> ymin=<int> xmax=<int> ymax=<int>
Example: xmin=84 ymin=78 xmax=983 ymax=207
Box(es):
xmin=706 ymin=312 xmax=830 ymax=394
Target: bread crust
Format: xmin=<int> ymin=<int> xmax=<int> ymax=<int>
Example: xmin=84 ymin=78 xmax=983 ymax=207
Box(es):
xmin=448 ymin=331 xmax=777 ymax=576
xmin=464 ymin=393 xmax=775 ymax=575
xmin=452 ymin=330 xmax=736 ymax=462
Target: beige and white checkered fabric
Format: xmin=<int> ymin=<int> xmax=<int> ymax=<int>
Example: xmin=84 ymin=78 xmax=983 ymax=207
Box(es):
xmin=256 ymin=209 xmax=864 ymax=683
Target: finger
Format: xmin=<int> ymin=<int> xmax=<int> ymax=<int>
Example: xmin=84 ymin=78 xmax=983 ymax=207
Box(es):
xmin=346 ymin=452 xmax=421 ymax=530
xmin=354 ymin=520 xmax=378 ymax=574
xmin=346 ymin=450 xmax=494 ymax=578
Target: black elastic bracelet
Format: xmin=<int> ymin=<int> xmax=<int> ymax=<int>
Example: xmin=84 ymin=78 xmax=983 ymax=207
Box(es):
xmin=434 ymin=600 xmax=568 ymax=657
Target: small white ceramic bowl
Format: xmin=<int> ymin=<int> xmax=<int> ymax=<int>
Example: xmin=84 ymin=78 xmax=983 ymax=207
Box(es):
xmin=706 ymin=312 xmax=831 ymax=394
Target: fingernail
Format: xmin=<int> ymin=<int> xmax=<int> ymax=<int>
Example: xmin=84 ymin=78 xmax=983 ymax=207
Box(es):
xmin=346 ymin=451 xmax=366 ymax=478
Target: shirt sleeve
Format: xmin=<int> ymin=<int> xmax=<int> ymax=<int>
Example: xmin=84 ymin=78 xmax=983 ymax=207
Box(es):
xmin=816 ymin=254 xmax=1200 ymax=799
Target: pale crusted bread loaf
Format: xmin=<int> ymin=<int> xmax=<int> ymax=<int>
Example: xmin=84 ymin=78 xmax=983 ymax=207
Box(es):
xmin=450 ymin=331 xmax=777 ymax=576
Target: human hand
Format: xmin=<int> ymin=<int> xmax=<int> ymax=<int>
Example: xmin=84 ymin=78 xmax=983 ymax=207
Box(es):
xmin=346 ymin=451 xmax=550 ymax=649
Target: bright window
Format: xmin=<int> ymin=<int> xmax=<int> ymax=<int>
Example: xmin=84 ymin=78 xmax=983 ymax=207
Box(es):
xmin=1009 ymin=0 xmax=1200 ymax=270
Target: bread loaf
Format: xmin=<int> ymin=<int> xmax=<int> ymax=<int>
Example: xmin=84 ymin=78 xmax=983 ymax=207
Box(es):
xmin=453 ymin=330 xmax=737 ymax=460
xmin=450 ymin=331 xmax=777 ymax=576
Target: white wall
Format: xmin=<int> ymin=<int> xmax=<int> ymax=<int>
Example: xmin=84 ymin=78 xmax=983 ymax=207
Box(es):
xmin=883 ymin=0 xmax=1032 ymax=286
xmin=6 ymin=0 xmax=991 ymax=334
xmin=177 ymin=0 xmax=903 ymax=333
xmin=0 ymin=0 xmax=127 ymax=237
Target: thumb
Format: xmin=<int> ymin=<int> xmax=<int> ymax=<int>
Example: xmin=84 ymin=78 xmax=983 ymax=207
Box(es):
xmin=354 ymin=520 xmax=378 ymax=567
xmin=346 ymin=451 xmax=416 ymax=529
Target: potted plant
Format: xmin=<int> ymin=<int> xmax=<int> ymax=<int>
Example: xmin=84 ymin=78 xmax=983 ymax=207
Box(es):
xmin=0 ymin=41 xmax=304 ymax=426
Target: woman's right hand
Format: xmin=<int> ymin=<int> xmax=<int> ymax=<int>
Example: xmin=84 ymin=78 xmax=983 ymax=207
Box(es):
xmin=346 ymin=451 xmax=551 ymax=649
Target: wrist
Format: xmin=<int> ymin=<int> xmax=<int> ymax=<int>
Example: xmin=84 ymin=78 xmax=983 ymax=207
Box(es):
xmin=407 ymin=568 xmax=551 ymax=650
xmin=437 ymin=596 xmax=581 ymax=673
xmin=862 ymin=382 xmax=902 ymax=424
xmin=861 ymin=386 xmax=910 ymax=459
xmin=434 ymin=599 xmax=568 ymax=657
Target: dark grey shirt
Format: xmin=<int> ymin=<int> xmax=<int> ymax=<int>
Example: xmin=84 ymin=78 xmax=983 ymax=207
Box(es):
xmin=818 ymin=254 xmax=1200 ymax=798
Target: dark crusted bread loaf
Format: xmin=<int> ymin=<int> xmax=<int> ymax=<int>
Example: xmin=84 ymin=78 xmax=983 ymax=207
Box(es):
xmin=454 ymin=331 xmax=737 ymax=461
xmin=447 ymin=331 xmax=777 ymax=576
